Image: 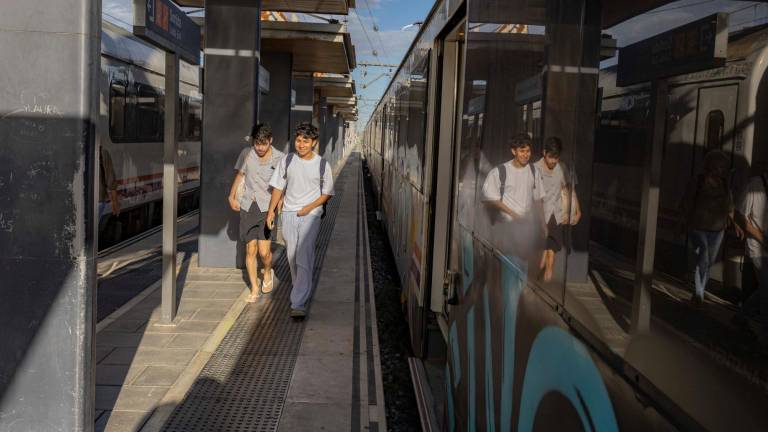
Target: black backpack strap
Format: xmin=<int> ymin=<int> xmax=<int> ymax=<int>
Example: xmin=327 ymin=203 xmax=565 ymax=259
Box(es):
xmin=283 ymin=153 xmax=295 ymax=180
xmin=319 ymin=157 xmax=327 ymax=194
xmin=530 ymin=163 xmax=537 ymax=189
xmin=498 ymin=164 xmax=506 ymax=199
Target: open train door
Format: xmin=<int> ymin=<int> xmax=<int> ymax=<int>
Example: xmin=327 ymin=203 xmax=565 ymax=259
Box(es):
xmin=419 ymin=19 xmax=466 ymax=359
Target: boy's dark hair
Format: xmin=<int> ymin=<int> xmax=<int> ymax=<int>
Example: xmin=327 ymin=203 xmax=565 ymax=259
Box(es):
xmin=510 ymin=133 xmax=533 ymax=150
xmin=250 ymin=123 xmax=272 ymax=143
xmin=543 ymin=136 xmax=563 ymax=156
xmin=296 ymin=122 xmax=319 ymax=141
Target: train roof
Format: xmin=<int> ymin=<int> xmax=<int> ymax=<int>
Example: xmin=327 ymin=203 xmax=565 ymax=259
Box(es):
xmin=101 ymin=20 xmax=200 ymax=88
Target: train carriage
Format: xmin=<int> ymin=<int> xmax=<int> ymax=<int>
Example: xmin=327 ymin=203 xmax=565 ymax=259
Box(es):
xmin=362 ymin=1 xmax=768 ymax=431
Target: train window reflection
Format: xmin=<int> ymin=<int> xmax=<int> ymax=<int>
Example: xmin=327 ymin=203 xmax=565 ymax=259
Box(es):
xmin=705 ymin=110 xmax=725 ymax=151
xmin=109 ymin=81 xmax=127 ymax=142
xmin=136 ymin=84 xmax=163 ymax=142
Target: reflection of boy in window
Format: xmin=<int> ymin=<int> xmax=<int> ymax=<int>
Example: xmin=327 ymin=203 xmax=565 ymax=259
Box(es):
xmin=681 ymin=150 xmax=739 ymax=306
xmin=481 ymin=134 xmax=546 ymax=254
xmin=99 ymin=147 xmax=120 ymax=228
xmin=534 ymin=137 xmax=581 ymax=282
xmin=737 ymin=167 xmax=768 ymax=342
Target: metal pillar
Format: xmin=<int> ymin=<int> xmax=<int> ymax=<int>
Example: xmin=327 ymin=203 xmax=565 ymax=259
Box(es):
xmin=0 ymin=0 xmax=99 ymax=430
xmin=199 ymin=0 xmax=262 ymax=268
xmin=162 ymin=52 xmax=180 ymax=323
xmin=631 ymin=79 xmax=668 ymax=334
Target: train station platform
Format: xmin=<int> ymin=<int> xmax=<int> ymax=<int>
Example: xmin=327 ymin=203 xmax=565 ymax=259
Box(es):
xmin=94 ymin=153 xmax=386 ymax=432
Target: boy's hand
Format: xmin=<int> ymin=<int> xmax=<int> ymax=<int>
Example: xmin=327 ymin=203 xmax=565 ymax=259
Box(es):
xmin=267 ymin=210 xmax=276 ymax=229
xmin=228 ymin=196 xmax=240 ymax=212
xmin=297 ymin=205 xmax=311 ymax=217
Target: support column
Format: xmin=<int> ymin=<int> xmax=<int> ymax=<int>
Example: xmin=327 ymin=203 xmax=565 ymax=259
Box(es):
xmin=199 ymin=1 xmax=261 ymax=268
xmin=631 ymin=79 xmax=668 ymax=334
xmin=542 ymin=0 xmax=602 ymax=285
xmin=258 ymin=52 xmax=293 ymax=153
xmin=0 ymin=1 xmax=99 ymax=430
xmin=291 ymin=76 xmax=314 ymax=128
xmin=162 ymin=52 xmax=180 ymax=323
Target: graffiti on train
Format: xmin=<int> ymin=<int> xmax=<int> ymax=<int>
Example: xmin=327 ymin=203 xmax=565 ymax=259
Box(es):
xmin=445 ymin=228 xmax=618 ymax=431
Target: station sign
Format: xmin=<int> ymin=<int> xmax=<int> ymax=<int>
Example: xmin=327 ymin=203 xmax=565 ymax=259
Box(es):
xmin=134 ymin=0 xmax=200 ymax=65
xmin=617 ymin=13 xmax=728 ymax=87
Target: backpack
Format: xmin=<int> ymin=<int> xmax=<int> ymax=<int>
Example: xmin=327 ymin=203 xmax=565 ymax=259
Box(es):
xmin=283 ymin=153 xmax=330 ymax=218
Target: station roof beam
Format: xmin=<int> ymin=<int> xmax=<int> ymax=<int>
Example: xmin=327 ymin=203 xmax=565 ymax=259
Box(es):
xmin=175 ymin=0 xmax=354 ymax=15
xmin=261 ymin=21 xmax=356 ymax=74
xmin=314 ymin=75 xmax=356 ymax=99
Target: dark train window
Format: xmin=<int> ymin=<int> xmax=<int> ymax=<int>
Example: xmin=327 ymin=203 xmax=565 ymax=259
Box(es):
xmin=109 ymin=81 xmax=128 ymax=142
xmin=705 ymin=110 xmax=725 ymax=150
xmin=184 ymin=96 xmax=202 ymax=141
xmin=136 ymin=84 xmax=163 ymax=142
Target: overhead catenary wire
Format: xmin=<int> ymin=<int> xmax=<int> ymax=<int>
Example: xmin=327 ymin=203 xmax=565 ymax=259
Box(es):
xmin=360 ymin=0 xmax=393 ymax=64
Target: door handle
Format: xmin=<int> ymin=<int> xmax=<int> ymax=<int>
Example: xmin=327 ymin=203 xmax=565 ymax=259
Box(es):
xmin=444 ymin=270 xmax=460 ymax=305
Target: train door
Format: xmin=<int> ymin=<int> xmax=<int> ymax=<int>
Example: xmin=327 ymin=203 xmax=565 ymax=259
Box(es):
xmin=426 ymin=20 xmax=466 ymax=337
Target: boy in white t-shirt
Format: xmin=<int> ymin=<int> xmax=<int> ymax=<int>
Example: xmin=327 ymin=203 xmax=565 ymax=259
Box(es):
xmin=481 ymin=134 xmax=546 ymax=258
xmin=267 ymin=123 xmax=334 ymax=318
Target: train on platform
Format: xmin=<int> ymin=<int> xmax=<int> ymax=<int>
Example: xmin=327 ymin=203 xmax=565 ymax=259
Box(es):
xmin=362 ymin=1 xmax=768 ymax=431
xmin=98 ymin=21 xmax=202 ymax=250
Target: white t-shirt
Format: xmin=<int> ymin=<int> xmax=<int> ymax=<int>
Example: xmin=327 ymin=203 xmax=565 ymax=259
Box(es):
xmin=535 ymin=159 xmax=577 ymax=225
xmin=481 ymin=160 xmax=545 ymax=222
xmin=269 ymin=152 xmax=335 ymax=217
xmin=740 ymin=175 xmax=768 ymax=258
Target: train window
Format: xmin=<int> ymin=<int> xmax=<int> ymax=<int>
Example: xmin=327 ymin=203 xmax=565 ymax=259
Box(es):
xmin=408 ymin=49 xmax=430 ymax=190
xmin=109 ymin=81 xmax=128 ymax=142
xmin=135 ymin=84 xmax=163 ymax=142
xmin=705 ymin=110 xmax=725 ymax=151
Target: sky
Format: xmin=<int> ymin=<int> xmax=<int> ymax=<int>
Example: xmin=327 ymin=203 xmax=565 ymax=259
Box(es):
xmin=103 ymin=0 xmax=767 ymax=127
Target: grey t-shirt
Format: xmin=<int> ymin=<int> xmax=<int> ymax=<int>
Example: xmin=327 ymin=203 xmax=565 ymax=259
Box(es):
xmin=269 ymin=152 xmax=335 ymax=217
xmin=535 ymin=159 xmax=576 ymax=225
xmin=235 ymin=146 xmax=285 ymax=212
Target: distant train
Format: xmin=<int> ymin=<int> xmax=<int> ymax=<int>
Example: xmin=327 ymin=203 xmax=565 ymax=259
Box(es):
xmin=98 ymin=21 xmax=202 ymax=249
xmin=363 ymin=2 xmax=768 ymax=430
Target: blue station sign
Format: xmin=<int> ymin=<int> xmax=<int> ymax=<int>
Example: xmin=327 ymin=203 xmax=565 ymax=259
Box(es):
xmin=133 ymin=0 xmax=201 ymax=65
xmin=617 ymin=13 xmax=728 ymax=87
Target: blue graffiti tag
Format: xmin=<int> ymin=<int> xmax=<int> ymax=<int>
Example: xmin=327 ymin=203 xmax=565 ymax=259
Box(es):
xmin=449 ymin=228 xmax=618 ymax=430
xmin=517 ymin=326 xmax=619 ymax=432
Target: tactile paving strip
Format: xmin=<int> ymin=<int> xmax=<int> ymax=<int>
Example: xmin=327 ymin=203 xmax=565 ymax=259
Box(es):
xmin=161 ymin=157 xmax=355 ymax=432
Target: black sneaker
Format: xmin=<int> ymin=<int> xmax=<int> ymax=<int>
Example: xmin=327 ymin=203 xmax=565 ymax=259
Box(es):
xmin=290 ymin=309 xmax=306 ymax=319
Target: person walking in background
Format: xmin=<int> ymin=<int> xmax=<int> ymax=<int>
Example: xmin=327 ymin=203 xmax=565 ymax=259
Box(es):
xmin=738 ymin=166 xmax=768 ymax=342
xmin=267 ymin=122 xmax=334 ymax=319
xmin=681 ymin=150 xmax=741 ymax=306
xmin=228 ymin=124 xmax=284 ymax=302
xmin=534 ymin=136 xmax=581 ymax=282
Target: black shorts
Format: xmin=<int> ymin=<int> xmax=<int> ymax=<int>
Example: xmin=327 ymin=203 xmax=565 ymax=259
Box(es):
xmin=545 ymin=215 xmax=564 ymax=253
xmin=240 ymin=206 xmax=271 ymax=242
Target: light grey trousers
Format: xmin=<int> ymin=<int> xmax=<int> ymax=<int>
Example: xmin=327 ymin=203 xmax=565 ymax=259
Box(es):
xmin=281 ymin=211 xmax=322 ymax=310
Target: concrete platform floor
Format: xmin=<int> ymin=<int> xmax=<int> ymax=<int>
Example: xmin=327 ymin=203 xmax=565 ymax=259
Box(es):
xmin=94 ymin=152 xmax=386 ymax=431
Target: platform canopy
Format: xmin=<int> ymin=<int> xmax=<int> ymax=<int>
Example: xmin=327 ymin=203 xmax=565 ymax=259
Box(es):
xmin=314 ymin=75 xmax=356 ymax=99
xmin=175 ymin=0 xmax=354 ymax=15
xmin=261 ymin=21 xmax=355 ymax=74
xmin=602 ymin=0 xmax=680 ymax=28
